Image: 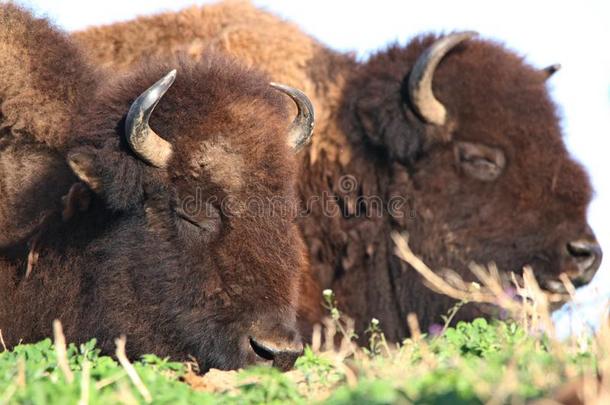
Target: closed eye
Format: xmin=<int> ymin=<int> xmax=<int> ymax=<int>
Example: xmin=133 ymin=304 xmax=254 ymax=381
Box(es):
xmin=464 ymin=157 xmax=496 ymax=170
xmin=174 ymin=201 xmax=222 ymax=240
xmin=455 ymin=141 xmax=506 ymax=182
xmin=176 ymin=207 xmax=202 ymax=228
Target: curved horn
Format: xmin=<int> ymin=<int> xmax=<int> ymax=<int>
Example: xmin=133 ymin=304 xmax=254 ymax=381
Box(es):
xmin=542 ymin=63 xmax=561 ymax=79
xmin=270 ymin=82 xmax=315 ymax=151
xmin=408 ymin=32 xmax=477 ymax=125
xmin=125 ymin=69 xmax=176 ymax=168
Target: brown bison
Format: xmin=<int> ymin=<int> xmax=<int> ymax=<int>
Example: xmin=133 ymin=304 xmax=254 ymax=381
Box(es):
xmin=0 ymin=4 xmax=315 ymax=371
xmin=0 ymin=4 xmax=98 ymax=251
xmin=73 ymin=2 xmax=603 ymax=341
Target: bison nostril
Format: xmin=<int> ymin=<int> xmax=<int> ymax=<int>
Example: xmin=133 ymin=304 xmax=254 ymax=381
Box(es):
xmin=566 ymin=240 xmax=602 ymax=285
xmin=249 ymin=336 xmax=303 ymax=371
xmin=249 ymin=337 xmax=277 ymax=361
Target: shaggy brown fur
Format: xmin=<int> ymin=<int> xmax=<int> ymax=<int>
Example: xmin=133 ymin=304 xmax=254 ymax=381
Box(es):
xmin=76 ymin=1 xmax=601 ymax=342
xmin=0 ymin=4 xmax=98 ymax=249
xmin=1 ymin=5 xmax=308 ymax=371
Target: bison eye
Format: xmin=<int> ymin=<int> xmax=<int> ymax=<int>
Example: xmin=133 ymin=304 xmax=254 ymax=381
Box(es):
xmin=455 ymin=141 xmax=506 ymax=182
xmin=176 ymin=207 xmax=203 ymax=228
xmin=175 ymin=202 xmax=221 ymax=240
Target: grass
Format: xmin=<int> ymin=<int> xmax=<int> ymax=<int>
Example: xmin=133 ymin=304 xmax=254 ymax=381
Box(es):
xmin=0 ymin=318 xmax=601 ymax=404
xmin=1 ymin=233 xmax=608 ymax=404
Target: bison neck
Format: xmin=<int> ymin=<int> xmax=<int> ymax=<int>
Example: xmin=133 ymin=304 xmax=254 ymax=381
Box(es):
xmin=298 ymin=139 xmax=485 ymax=342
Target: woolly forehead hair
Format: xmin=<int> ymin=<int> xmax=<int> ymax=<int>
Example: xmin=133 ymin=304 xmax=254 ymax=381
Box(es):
xmin=361 ymin=34 xmax=556 ymax=135
xmin=347 ymin=33 xmax=591 ymax=198
xmin=72 ymin=54 xmax=292 ymax=155
xmin=67 ymin=53 xmax=300 ymax=208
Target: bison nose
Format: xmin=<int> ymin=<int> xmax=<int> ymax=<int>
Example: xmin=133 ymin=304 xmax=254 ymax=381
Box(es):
xmin=566 ymin=240 xmax=603 ymax=287
xmin=249 ymin=336 xmax=303 ymax=372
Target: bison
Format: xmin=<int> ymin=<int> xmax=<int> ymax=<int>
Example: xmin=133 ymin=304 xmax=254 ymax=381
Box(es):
xmin=73 ymin=2 xmax=604 ymax=341
xmin=0 ymin=4 xmax=316 ymax=371
xmin=0 ymin=3 xmax=98 ymax=251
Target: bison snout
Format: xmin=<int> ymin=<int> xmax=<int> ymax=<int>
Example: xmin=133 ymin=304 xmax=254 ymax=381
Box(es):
xmin=249 ymin=335 xmax=303 ymax=371
xmin=565 ymin=239 xmax=603 ymax=287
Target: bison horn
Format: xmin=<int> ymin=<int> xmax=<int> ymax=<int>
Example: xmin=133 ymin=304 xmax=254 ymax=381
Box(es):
xmin=407 ymin=32 xmax=477 ymax=126
xmin=125 ymin=69 xmax=176 ymax=168
xmin=542 ymin=63 xmax=561 ymax=79
xmin=270 ymin=82 xmax=315 ymax=151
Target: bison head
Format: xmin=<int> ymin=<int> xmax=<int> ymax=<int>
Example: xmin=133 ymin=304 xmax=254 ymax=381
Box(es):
xmin=344 ymin=33 xmax=601 ymax=311
xmin=66 ymin=56 xmax=313 ymax=371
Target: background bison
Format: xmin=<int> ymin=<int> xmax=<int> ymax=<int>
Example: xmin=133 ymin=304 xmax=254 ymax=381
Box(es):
xmin=74 ymin=1 xmax=603 ymax=341
xmin=0 ymin=4 xmax=315 ymax=371
xmin=0 ymin=3 xmax=97 ymax=251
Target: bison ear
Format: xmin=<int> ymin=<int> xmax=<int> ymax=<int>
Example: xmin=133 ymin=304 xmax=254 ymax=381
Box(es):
xmin=61 ymin=182 xmax=92 ymax=221
xmin=67 ymin=148 xmax=145 ymax=211
xmin=67 ymin=149 xmax=103 ymax=193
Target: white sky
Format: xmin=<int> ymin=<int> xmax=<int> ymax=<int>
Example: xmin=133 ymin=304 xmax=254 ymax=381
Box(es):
xmin=12 ymin=0 xmax=610 ymax=326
